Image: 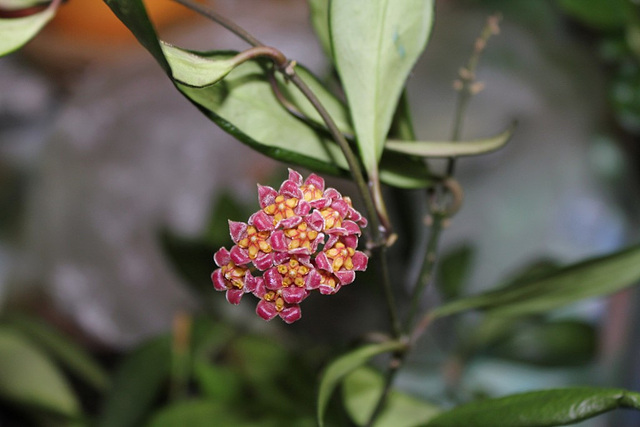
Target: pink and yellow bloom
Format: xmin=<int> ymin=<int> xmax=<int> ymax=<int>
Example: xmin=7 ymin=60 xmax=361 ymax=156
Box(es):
xmin=210 ymin=169 xmax=369 ymax=323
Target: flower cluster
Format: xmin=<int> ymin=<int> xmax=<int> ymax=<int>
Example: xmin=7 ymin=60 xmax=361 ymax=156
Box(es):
xmin=211 ymin=169 xmax=368 ymax=323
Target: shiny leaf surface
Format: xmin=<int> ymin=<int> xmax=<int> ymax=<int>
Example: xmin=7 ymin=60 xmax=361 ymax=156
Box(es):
xmin=343 ymin=367 xmax=440 ymax=426
xmin=317 ymin=341 xmax=405 ymax=427
xmin=0 ymin=0 xmax=58 ymax=56
xmin=386 ymin=122 xmax=515 ymax=158
xmin=432 ymin=243 xmax=640 ymax=319
xmin=330 ymin=0 xmax=434 ymax=173
xmin=427 ymin=387 xmax=640 ymax=427
xmin=0 ymin=327 xmax=79 ymax=417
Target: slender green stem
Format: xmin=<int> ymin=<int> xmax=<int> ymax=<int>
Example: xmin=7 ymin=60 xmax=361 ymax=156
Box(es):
xmin=362 ymin=15 xmax=501 ymax=426
xmin=365 ymin=355 xmax=402 ymax=427
xmin=446 ymin=14 xmax=501 ymax=177
xmin=287 ymin=72 xmax=385 ymax=246
xmin=405 ymin=212 xmax=445 ymax=329
xmin=172 ymin=0 xmax=389 ymax=246
xmin=375 ymin=246 xmax=403 ymax=338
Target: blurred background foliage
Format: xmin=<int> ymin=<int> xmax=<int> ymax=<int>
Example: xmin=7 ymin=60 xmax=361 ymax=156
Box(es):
xmin=1 ymin=0 xmax=640 ymax=425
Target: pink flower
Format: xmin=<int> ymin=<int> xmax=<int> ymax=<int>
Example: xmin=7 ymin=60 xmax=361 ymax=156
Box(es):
xmin=254 ymin=275 xmax=303 ymax=324
xmin=211 ymin=247 xmax=256 ymax=304
xmin=316 ymin=236 xmax=368 ymax=285
xmin=211 ymin=169 xmax=368 ymax=324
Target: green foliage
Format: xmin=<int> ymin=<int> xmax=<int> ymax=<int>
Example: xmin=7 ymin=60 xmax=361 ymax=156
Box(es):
xmin=329 ymin=0 xmax=435 ymax=176
xmin=316 ymin=341 xmax=406 ymax=427
xmin=436 ymin=244 xmax=475 ymax=301
xmin=432 ymin=243 xmax=640 ymax=318
xmin=427 ymin=387 xmax=640 ymax=426
xmin=3 ymin=313 xmax=109 ymax=391
xmin=159 ymin=42 xmax=240 ymax=87
xmin=103 ymin=0 xmax=432 ymax=188
xmin=146 ymin=399 xmax=247 ymax=427
xmin=342 ymin=367 xmax=440 ymax=426
xmin=558 ymin=0 xmax=631 ymax=30
xmin=487 ymin=319 xmax=597 ymax=367
xmin=0 ymin=327 xmax=80 ymax=418
xmin=386 ymin=122 xmax=516 ymax=158
xmin=307 ymin=0 xmax=331 ymax=58
xmin=98 ymin=336 xmax=172 ymax=427
xmin=0 ymin=1 xmax=58 ymax=56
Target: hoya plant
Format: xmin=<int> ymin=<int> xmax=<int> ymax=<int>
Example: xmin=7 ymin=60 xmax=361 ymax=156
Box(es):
xmin=2 ymin=0 xmax=640 ymax=426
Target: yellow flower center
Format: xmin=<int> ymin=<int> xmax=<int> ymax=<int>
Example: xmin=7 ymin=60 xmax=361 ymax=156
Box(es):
xmin=237 ymin=225 xmax=272 ymax=259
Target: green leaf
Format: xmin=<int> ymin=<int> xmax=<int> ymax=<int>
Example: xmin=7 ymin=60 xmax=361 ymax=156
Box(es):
xmin=488 ymin=320 xmax=597 ymax=367
xmin=0 ymin=327 xmax=79 ymax=417
xmin=3 ymin=313 xmax=109 ymax=391
xmin=437 ymin=244 xmax=475 ymax=301
xmin=330 ymin=0 xmax=434 ymax=174
xmin=104 ymin=0 xmax=431 ymax=188
xmin=431 ymin=243 xmax=640 ymax=319
xmin=558 ymin=0 xmax=630 ymax=30
xmin=317 ymin=340 xmax=405 ymax=427
xmin=342 ymin=367 xmax=440 ymax=426
xmin=0 ymin=0 xmax=58 ymax=56
xmin=308 ymin=0 xmax=332 ymax=58
xmin=176 ymin=57 xmax=430 ymax=188
xmin=385 ymin=123 xmax=515 ymax=158
xmin=98 ymin=336 xmax=172 ymax=427
xmin=146 ymin=399 xmax=247 ymax=427
xmin=193 ymin=362 xmax=242 ymax=403
xmin=427 ymin=387 xmax=640 ymax=427
xmin=160 ymin=42 xmax=239 ymax=87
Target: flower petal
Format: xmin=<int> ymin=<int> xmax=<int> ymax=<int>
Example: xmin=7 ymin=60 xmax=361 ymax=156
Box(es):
xmin=305 ymin=269 xmax=322 ymax=290
xmin=211 ymin=269 xmax=228 ymax=291
xmin=230 ymin=245 xmax=251 ymax=265
xmin=335 ymin=270 xmax=356 ymax=285
xmin=323 ymin=188 xmax=341 ymax=200
xmin=213 ymin=247 xmax=230 ymax=267
xmin=331 ymin=199 xmax=350 ymax=217
xmin=258 ymin=185 xmax=277 ymax=208
xmin=280 ymin=180 xmax=303 ymax=199
xmin=306 ymin=210 xmax=325 ymax=232
xmin=249 ymin=211 xmax=274 ymax=231
xmin=253 ymin=252 xmax=274 ymax=270
xmin=282 ymin=286 xmax=307 ymax=304
xmin=295 ymin=200 xmax=311 ymax=216
xmin=226 ymin=288 xmax=244 ymax=305
xmin=352 ymin=251 xmax=368 ymax=271
xmin=288 ymin=168 xmax=303 ymax=185
xmin=264 ymin=267 xmax=283 ymax=290
xmin=228 ymin=220 xmax=247 ymax=242
xmin=315 ymin=252 xmax=333 ymax=272
xmin=279 ymin=215 xmax=302 ymax=230
xmin=256 ymin=300 xmax=278 ymax=321
xmin=279 ymin=305 xmax=302 ymax=324
xmin=319 ymin=282 xmax=341 ymax=295
xmin=342 ymin=220 xmax=362 ymax=236
xmin=244 ymin=274 xmax=259 ymax=293
xmin=270 ymin=230 xmax=288 ymax=252
xmin=304 ymin=173 xmax=325 ymax=191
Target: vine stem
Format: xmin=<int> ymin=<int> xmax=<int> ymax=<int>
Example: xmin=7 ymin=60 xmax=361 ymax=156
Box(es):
xmin=171 ymin=0 xmax=400 ymax=333
xmin=363 ymin=15 xmax=500 ymax=424
xmin=447 ymin=13 xmax=501 ymax=177
xmin=171 ymin=0 xmax=387 ymax=243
